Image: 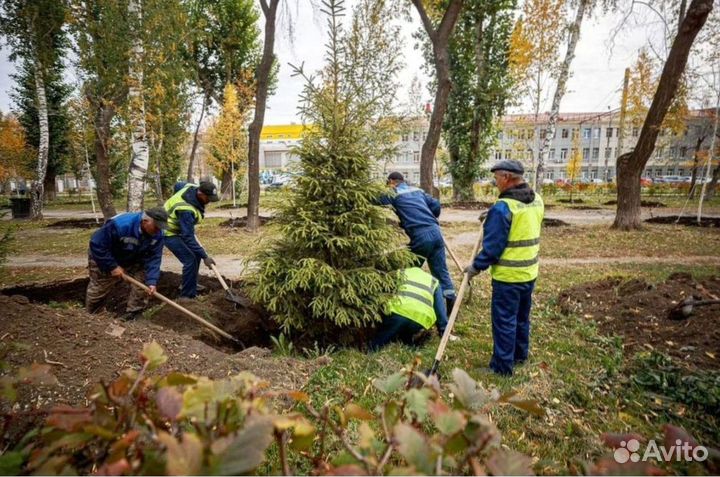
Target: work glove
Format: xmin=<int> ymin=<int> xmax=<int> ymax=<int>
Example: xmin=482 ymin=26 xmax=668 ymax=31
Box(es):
xmin=464 ymin=264 xmax=481 ymax=281
xmin=203 ymin=256 xmax=216 ymax=268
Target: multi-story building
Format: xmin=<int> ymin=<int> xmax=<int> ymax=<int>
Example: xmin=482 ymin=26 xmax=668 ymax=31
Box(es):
xmin=492 ymin=109 xmax=717 ymax=181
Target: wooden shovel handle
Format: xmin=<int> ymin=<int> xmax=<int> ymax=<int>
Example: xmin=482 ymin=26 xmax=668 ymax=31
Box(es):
xmin=444 ymin=242 xmax=464 ymax=273
xmin=121 ymin=274 xmax=237 ymax=343
xmin=434 ymin=221 xmax=485 ymax=362
xmin=209 ymin=264 xmax=231 ymax=291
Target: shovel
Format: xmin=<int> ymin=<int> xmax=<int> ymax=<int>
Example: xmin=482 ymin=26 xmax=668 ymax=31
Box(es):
xmin=122 ymin=274 xmax=242 ymax=346
xmin=410 ymin=220 xmax=485 ymax=388
xmin=444 ymin=242 xmax=464 ymax=274
xmin=668 ymin=298 xmax=720 ymax=320
xmin=209 ymin=263 xmax=245 ymax=307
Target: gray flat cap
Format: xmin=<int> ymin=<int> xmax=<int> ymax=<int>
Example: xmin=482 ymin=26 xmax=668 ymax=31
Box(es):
xmin=490 ymin=160 xmax=524 ymax=174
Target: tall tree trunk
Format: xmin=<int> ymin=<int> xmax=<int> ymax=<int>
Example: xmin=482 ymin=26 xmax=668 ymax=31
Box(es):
xmin=705 ymin=163 xmax=719 ymax=199
xmin=612 ymin=0 xmax=713 ymax=230
xmin=246 ymin=0 xmax=280 ymax=232
xmin=698 ymin=95 xmax=719 ymax=217
xmin=126 ymin=0 xmax=149 ymax=212
xmin=43 ymin=172 xmax=57 ymax=201
xmin=186 ymin=91 xmax=208 ymax=182
xmin=94 ymin=103 xmax=117 ymax=219
xmin=688 ymin=134 xmax=705 ymax=198
xmin=536 ymin=0 xmax=589 ymax=190
xmin=152 ymin=127 xmax=164 ymax=204
xmin=30 ymin=61 xmax=49 ymax=220
xmin=412 ymin=0 xmax=464 ymax=194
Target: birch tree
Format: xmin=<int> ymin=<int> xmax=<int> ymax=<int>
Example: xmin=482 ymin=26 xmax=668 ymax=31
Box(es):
xmin=0 ymin=0 xmax=66 ymax=219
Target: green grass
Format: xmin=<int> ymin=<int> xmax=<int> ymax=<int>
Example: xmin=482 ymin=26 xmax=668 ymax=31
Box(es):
xmin=302 ymin=263 xmax=720 ymax=474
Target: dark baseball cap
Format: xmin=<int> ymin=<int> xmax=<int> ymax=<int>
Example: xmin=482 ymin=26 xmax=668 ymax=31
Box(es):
xmin=490 ymin=159 xmax=524 ymax=174
xmin=144 ymin=207 xmax=168 ymax=229
xmin=387 ymin=171 xmax=404 ymax=181
xmin=198 ymin=181 xmax=220 ymax=202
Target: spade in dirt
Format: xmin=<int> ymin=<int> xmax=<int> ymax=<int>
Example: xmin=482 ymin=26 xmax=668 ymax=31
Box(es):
xmin=668 ymin=297 xmax=720 ymax=320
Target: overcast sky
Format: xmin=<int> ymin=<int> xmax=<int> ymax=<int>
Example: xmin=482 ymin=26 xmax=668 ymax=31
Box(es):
xmin=0 ymin=4 xmax=677 ymax=124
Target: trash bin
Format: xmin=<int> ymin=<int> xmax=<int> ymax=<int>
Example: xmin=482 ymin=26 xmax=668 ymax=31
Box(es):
xmin=9 ymin=197 xmax=32 ymax=219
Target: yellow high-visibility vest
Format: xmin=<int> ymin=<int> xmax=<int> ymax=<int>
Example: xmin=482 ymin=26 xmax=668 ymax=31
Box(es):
xmin=385 ymin=267 xmax=438 ymax=329
xmin=163 ymin=184 xmax=203 ymax=237
xmin=490 ymin=195 xmax=544 ymax=283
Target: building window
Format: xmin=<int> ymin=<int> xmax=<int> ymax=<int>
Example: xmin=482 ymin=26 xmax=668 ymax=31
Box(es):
xmin=605 ymin=147 xmax=612 ymax=159
xmin=494 ymin=150 xmax=502 ymax=160
xmin=527 ymin=129 xmax=534 ymax=139
xmin=669 ymin=146 xmax=677 ymax=158
xmin=561 ymin=128 xmax=569 ymax=139
xmin=560 ymin=148 xmax=568 ymax=160
xmin=540 ymin=129 xmax=546 ymax=139
xmin=504 ymin=149 xmax=511 ymax=159
xmin=549 ymin=148 xmax=556 ymax=161
xmin=265 ymin=151 xmax=283 ymax=168
xmin=678 ymin=168 xmax=685 ymax=176
xmin=519 ymin=129 xmax=526 ymax=140
xmin=593 ymin=128 xmax=601 ymax=139
xmin=413 ymin=131 xmax=420 ymax=141
xmin=592 ymin=147 xmax=599 ymax=160
xmin=413 ymin=151 xmax=420 ymax=163
xmin=655 ymin=147 xmax=664 ymax=158
xmin=583 ymin=128 xmax=591 ymax=139
xmin=413 ymin=171 xmax=420 ymax=182
xmin=401 ymin=133 xmax=409 ymax=142
xmin=571 ymin=128 xmax=579 ymax=139
xmin=606 ymin=128 xmax=613 ymax=138
xmin=632 ymin=127 xmax=639 ymax=137
xmin=582 ymin=148 xmax=590 ymax=161
xmin=680 ymin=146 xmax=687 ymax=158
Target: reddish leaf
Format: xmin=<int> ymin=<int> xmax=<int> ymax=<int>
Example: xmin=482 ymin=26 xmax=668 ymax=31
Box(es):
xmin=156 ymin=387 xmax=183 ymax=421
xmin=288 ymin=391 xmax=309 ymax=402
xmin=486 ymin=449 xmax=533 ymax=476
xmin=344 ymin=403 xmax=373 ymax=421
xmin=663 ymin=424 xmax=699 ymax=450
xmin=601 ymin=432 xmax=646 ymax=449
xmin=46 ymin=405 xmax=93 ymax=432
xmin=93 ymin=458 xmax=130 ymax=476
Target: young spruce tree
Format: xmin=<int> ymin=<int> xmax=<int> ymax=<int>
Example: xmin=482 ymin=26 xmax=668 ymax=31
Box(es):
xmin=250 ymin=0 xmax=414 ymax=335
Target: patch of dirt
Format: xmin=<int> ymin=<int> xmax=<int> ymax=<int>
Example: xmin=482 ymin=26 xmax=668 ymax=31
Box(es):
xmin=0 ymin=284 xmax=319 ymax=441
xmin=220 ymin=216 xmax=274 ymax=227
xmin=216 ymin=203 xmax=248 ymax=210
xmin=450 ymin=201 xmax=494 ymax=210
xmin=47 ymin=218 xmax=104 ymax=229
xmin=565 ymin=205 xmax=603 ymax=210
xmin=645 ymin=215 xmax=720 ymax=228
xmin=558 ymin=273 xmax=720 ymax=370
xmin=543 ymin=218 xmax=570 ymax=227
xmin=558 ymin=198 xmax=585 ymax=204
xmin=604 ymin=199 xmax=666 ymax=208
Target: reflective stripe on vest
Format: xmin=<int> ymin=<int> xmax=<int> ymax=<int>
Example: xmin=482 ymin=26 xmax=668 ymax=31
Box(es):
xmin=163 ymin=184 xmax=203 ymax=236
xmin=490 ymin=194 xmax=544 ymax=283
xmin=385 ymin=267 xmax=438 ymax=330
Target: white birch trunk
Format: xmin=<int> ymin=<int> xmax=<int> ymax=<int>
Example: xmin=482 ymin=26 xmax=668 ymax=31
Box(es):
xmin=126 ymin=0 xmax=149 ymax=212
xmin=535 ymin=0 xmax=589 ymax=190
xmin=30 ymin=60 xmax=49 ymax=220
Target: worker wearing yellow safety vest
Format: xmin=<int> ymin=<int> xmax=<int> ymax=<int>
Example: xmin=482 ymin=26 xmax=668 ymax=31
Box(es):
xmin=370 ymin=267 xmax=448 ymax=350
xmin=465 ymin=160 xmax=544 ymax=376
xmin=163 ymin=181 xmax=219 ymax=298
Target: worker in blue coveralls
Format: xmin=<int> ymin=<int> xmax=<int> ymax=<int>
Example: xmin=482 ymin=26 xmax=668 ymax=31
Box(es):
xmin=379 ymin=171 xmax=457 ymax=314
xmin=464 ymin=160 xmax=544 ymax=376
xmin=86 ymin=207 xmax=167 ymax=319
xmin=164 ymin=181 xmax=219 ymax=299
xmin=370 ymin=267 xmax=448 ymax=350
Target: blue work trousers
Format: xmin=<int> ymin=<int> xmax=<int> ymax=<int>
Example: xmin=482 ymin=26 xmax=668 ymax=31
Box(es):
xmin=408 ymin=226 xmax=455 ymax=299
xmin=489 ymin=279 xmax=535 ymax=376
xmin=370 ymin=313 xmax=425 ymax=351
xmin=165 ymin=236 xmax=201 ymax=298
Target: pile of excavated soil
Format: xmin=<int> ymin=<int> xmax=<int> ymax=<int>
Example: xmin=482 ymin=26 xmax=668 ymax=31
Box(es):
xmin=558 ymin=198 xmax=585 ymax=204
xmin=47 ymin=218 xmax=104 ymax=229
xmin=0 ymin=283 xmax=319 ymax=443
xmin=604 ymin=199 xmax=666 ymax=208
xmin=558 ymin=273 xmax=720 ymax=369
xmin=220 ymin=216 xmax=274 ymax=228
xmin=645 ymin=215 xmax=720 ymax=228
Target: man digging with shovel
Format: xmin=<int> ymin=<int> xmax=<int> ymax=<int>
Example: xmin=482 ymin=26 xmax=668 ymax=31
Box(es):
xmin=86 ymin=207 xmax=167 ymax=320
xmin=464 ymin=160 xmax=544 ymax=376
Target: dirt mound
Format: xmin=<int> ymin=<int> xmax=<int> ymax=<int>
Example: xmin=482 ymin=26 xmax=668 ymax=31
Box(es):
xmin=558 ymin=274 xmax=720 ymax=369
xmin=47 ymin=218 xmax=103 ymax=229
xmin=604 ymin=199 xmax=666 ymax=208
xmin=220 ymin=216 xmax=274 ymax=227
xmin=543 ymin=218 xmax=570 ymax=227
xmin=645 ymin=215 xmax=720 ymax=228
xmin=0 ymin=293 xmax=319 ymax=439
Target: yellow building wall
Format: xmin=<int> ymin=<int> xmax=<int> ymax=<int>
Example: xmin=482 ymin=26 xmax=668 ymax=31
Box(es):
xmin=260 ymin=124 xmax=307 ymax=140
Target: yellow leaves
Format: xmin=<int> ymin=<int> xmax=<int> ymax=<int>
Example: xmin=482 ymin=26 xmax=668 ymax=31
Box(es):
xmin=205 ymin=82 xmax=250 ymax=175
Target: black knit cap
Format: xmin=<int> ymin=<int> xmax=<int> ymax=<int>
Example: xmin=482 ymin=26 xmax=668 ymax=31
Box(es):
xmin=198 ymin=181 xmax=220 ymax=202
xmin=387 ymin=171 xmax=404 ymax=181
xmin=145 ymin=207 xmax=168 ymax=229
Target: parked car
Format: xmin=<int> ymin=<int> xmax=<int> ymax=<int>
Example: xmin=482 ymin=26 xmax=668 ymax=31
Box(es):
xmin=268 ymin=174 xmax=294 ymax=189
xmin=654 ymin=175 xmax=691 ymax=184
xmin=640 ymin=177 xmax=653 ymax=187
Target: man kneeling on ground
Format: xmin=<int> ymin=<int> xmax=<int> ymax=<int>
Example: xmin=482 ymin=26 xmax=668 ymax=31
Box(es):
xmin=86 ymin=208 xmax=167 ymax=320
xmin=370 ymin=267 xmax=448 ymax=350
